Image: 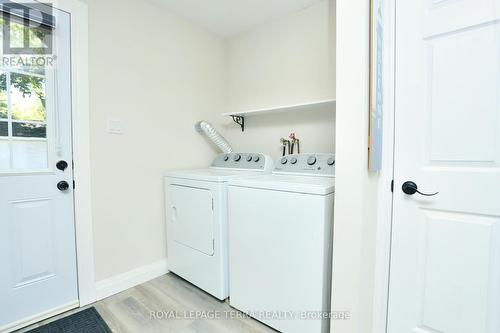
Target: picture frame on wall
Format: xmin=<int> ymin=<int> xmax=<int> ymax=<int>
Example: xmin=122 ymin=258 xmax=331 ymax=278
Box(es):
xmin=369 ymin=0 xmax=384 ymax=171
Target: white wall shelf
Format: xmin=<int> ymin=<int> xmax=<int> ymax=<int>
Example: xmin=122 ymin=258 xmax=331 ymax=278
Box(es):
xmin=223 ymin=99 xmax=336 ymax=117
xmin=223 ymin=99 xmax=336 ymax=131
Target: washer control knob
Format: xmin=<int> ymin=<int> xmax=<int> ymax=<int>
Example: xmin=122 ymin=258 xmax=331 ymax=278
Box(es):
xmin=307 ymin=156 xmax=317 ymax=165
xmin=327 ymin=157 xmax=335 ymax=166
xmin=234 ymin=154 xmax=241 ymax=162
xmin=280 ymin=157 xmax=288 ymax=165
xmin=253 ymin=155 xmax=260 ymax=162
xmin=246 ymin=155 xmax=253 ymax=162
xmin=290 ymin=157 xmax=298 ymax=165
xmin=223 ymin=155 xmax=230 ymax=162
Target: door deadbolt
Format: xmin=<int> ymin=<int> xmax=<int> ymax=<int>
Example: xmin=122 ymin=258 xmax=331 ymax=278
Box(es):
xmin=56 ymin=160 xmax=68 ymax=171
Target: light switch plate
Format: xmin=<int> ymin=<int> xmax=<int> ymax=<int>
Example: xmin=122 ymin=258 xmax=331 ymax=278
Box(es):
xmin=107 ymin=117 xmax=123 ymax=134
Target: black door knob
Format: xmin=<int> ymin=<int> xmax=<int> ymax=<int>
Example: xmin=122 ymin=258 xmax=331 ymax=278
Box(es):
xmin=402 ymin=181 xmax=438 ymax=196
xmin=56 ymin=160 xmax=68 ymax=171
xmin=57 ymin=181 xmax=70 ymax=191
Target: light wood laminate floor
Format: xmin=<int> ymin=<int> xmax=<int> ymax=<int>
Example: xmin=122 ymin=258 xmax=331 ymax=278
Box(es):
xmin=17 ymin=273 xmax=277 ymax=333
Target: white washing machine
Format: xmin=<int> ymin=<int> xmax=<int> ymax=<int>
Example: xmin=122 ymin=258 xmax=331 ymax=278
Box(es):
xmin=164 ymin=153 xmax=273 ymax=300
xmin=228 ymin=153 xmax=335 ymax=333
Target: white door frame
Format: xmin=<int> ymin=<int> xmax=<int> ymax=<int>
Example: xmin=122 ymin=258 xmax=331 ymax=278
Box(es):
xmin=50 ymin=0 xmax=95 ymax=306
xmin=371 ymin=0 xmax=396 ymax=332
xmin=64 ymin=0 xmax=95 ymax=307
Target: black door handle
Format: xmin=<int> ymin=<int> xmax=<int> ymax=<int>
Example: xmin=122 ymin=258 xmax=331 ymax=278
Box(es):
xmin=56 ymin=160 xmax=68 ymax=171
xmin=402 ymin=181 xmax=438 ymax=196
xmin=57 ymin=181 xmax=70 ymax=191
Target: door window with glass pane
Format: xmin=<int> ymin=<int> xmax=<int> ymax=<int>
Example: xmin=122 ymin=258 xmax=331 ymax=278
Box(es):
xmin=0 ymin=15 xmax=51 ymax=171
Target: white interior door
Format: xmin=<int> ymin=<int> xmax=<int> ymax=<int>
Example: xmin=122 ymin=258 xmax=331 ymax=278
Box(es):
xmin=387 ymin=1 xmax=500 ymax=333
xmin=0 ymin=2 xmax=78 ymax=331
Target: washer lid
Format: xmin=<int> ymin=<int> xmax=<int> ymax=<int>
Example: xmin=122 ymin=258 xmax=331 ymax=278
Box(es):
xmin=228 ymin=174 xmax=335 ymax=195
xmin=164 ymin=168 xmax=264 ymax=182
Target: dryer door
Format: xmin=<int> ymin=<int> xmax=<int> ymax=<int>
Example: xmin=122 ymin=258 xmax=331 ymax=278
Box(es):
xmin=169 ymin=184 xmax=214 ymax=256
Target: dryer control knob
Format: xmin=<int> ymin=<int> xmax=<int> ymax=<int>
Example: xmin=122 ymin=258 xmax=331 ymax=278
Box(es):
xmin=281 ymin=157 xmax=288 ymax=165
xmin=290 ymin=157 xmax=298 ymax=165
xmin=253 ymin=155 xmax=260 ymax=162
xmin=223 ymin=155 xmax=229 ymax=161
xmin=234 ymin=154 xmax=241 ymax=162
xmin=246 ymin=155 xmax=253 ymax=162
xmin=327 ymin=157 xmax=335 ymax=166
xmin=307 ymin=156 xmax=317 ymax=165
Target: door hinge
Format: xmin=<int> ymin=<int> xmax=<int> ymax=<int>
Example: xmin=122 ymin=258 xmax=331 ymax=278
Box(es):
xmin=73 ymin=180 xmax=76 ymax=189
xmin=391 ymin=180 xmax=394 ymax=192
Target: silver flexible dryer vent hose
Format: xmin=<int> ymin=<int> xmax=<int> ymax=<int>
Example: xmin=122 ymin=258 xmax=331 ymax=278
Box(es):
xmin=195 ymin=121 xmax=234 ymax=153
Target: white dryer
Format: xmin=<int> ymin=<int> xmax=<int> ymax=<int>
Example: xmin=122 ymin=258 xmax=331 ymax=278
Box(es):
xmin=164 ymin=153 xmax=273 ymax=300
xmin=228 ymin=153 xmax=335 ymax=333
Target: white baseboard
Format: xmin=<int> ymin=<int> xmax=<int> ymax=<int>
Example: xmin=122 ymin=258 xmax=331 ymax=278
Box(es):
xmin=95 ymin=259 xmax=169 ymax=301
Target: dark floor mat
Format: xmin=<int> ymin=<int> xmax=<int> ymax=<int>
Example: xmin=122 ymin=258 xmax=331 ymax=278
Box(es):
xmin=26 ymin=307 xmax=112 ymax=333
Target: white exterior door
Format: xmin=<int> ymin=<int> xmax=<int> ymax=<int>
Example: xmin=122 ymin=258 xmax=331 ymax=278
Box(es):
xmin=387 ymin=1 xmax=500 ymax=332
xmin=0 ymin=3 xmax=78 ymax=331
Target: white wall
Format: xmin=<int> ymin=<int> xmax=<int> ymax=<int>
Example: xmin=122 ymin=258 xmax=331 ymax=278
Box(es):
xmin=219 ymin=0 xmax=336 ymax=159
xmin=85 ymin=0 xmax=336 ymax=293
xmin=86 ymin=0 xmax=226 ymax=281
xmin=331 ymin=0 xmax=381 ymax=332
